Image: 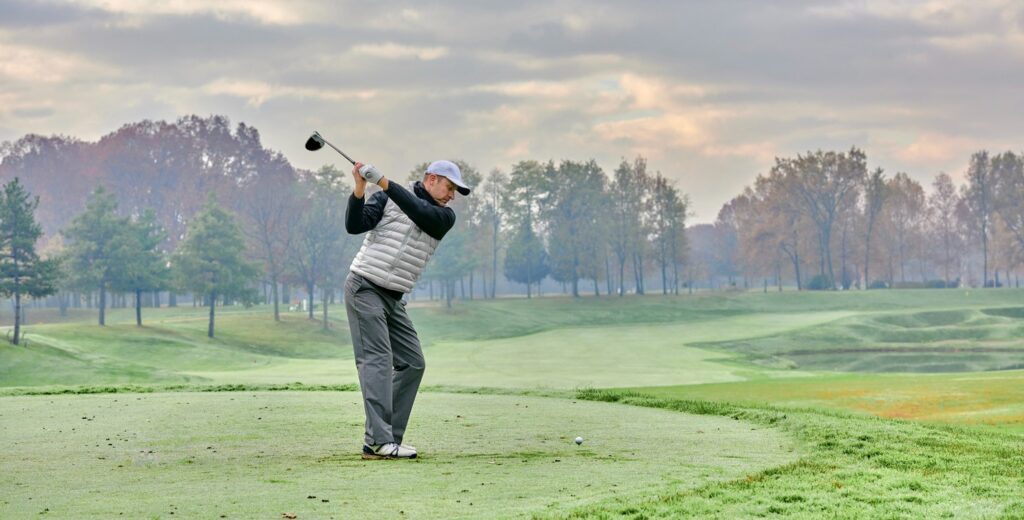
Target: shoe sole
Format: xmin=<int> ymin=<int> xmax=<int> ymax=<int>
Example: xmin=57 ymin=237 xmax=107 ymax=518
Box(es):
xmin=361 ymin=452 xmax=417 ymax=460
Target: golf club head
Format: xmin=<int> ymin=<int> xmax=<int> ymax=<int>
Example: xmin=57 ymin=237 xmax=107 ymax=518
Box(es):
xmin=305 ymin=131 xmax=325 ymax=151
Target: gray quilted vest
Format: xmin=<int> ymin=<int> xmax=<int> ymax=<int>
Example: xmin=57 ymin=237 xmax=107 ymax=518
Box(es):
xmin=349 ymin=192 xmax=441 ymax=293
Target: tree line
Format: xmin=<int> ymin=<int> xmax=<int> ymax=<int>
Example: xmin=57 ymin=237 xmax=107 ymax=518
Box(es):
xmin=0 ymin=116 xmax=691 ymax=329
xmin=711 ymin=148 xmax=1024 ymax=290
xmin=3 ymin=115 xmax=1022 ymax=343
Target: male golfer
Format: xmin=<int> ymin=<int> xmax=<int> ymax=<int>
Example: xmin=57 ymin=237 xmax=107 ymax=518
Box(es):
xmin=344 ymin=159 xmax=470 ymax=459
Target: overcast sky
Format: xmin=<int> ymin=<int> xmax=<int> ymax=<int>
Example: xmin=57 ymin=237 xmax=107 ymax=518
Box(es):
xmin=2 ymin=0 xmax=1022 ymax=222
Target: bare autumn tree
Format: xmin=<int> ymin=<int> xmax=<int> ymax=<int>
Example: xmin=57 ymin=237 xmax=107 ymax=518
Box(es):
xmin=650 ymin=172 xmax=688 ymax=294
xmin=479 ymin=169 xmax=508 ymax=299
xmin=928 ymin=173 xmax=962 ymax=287
xmin=862 ymin=168 xmax=887 ymax=288
xmin=883 ymin=173 xmax=926 ymax=284
xmin=713 ymin=201 xmax=741 ymax=288
xmin=241 ymin=169 xmax=300 ymax=321
xmin=290 ymin=166 xmax=348 ymax=327
xmin=608 ymin=157 xmax=651 ymax=295
xmin=631 ymin=157 xmax=654 ymax=294
xmin=685 ymin=224 xmax=717 ymax=290
xmin=962 ymin=151 xmax=995 ymax=287
xmin=774 ymin=148 xmax=867 ymax=289
xmin=735 ymin=171 xmax=810 ymax=290
xmin=0 ymin=135 xmax=96 ymax=236
xmin=991 ymin=151 xmax=1024 ymax=266
xmin=835 ymin=194 xmax=861 ymax=289
xmin=734 ymin=188 xmax=779 ymax=290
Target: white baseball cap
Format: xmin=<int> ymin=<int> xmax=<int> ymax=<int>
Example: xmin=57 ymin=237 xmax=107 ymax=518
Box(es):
xmin=425 ymin=160 xmax=471 ymax=195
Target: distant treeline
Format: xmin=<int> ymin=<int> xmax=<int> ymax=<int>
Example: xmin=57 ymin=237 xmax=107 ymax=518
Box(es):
xmin=1 ymin=116 xmax=1022 ymax=328
xmin=705 ymin=148 xmax=1024 ymax=290
xmin=0 ymin=115 xmax=690 ymax=317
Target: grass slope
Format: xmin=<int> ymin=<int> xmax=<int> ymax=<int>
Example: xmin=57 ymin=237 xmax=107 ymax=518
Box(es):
xmin=693 ymin=306 xmax=1024 ymax=372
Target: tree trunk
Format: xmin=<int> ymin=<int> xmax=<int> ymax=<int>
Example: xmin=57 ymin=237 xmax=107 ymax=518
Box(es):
xmin=307 ymin=282 xmax=315 ymax=320
xmin=135 ymin=289 xmax=142 ymax=327
xmin=491 ymin=218 xmax=499 ymax=299
xmin=633 ymin=252 xmax=645 ymax=295
xmin=99 ymin=283 xmax=107 ymax=326
xmin=571 ymin=253 xmax=580 ymax=298
xmin=980 ymin=219 xmax=989 ymax=286
xmin=618 ymin=257 xmax=626 ymax=296
xmin=208 ymin=291 xmax=216 ymax=338
xmin=824 ymin=228 xmax=836 ymax=290
xmin=943 ymin=236 xmax=951 ymax=288
xmin=793 ymin=250 xmax=802 ymax=291
xmin=605 ymin=252 xmax=613 ymax=296
xmin=321 ymin=287 xmax=329 ymax=330
xmin=272 ymin=277 xmax=280 ymax=321
xmin=840 ymin=224 xmax=849 ymax=289
xmin=663 ymin=257 xmax=671 ymax=294
xmin=13 ymin=292 xmax=21 ymax=345
xmin=169 ymin=292 xmax=177 ymax=307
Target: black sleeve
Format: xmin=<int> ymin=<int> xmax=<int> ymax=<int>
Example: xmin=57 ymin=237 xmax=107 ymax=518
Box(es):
xmin=385 ymin=182 xmax=456 ymax=240
xmin=345 ymin=191 xmax=389 ymax=234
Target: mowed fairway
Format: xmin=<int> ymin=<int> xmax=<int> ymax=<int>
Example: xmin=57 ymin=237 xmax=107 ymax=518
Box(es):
xmin=3 ymin=289 xmax=1024 ymax=517
xmin=632 ymin=370 xmax=1024 ymax=431
xmin=421 ymin=311 xmax=848 ymax=389
xmin=0 ymin=391 xmax=797 ymax=519
xmin=2 ymin=305 xmax=850 ymax=389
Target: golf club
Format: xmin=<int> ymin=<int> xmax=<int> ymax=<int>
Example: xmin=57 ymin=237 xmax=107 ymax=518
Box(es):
xmin=305 ymin=130 xmax=356 ymax=166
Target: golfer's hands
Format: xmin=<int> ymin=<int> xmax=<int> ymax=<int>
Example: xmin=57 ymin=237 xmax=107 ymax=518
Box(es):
xmin=359 ymin=163 xmax=384 ymax=184
xmin=351 ymin=162 xmax=368 ymax=198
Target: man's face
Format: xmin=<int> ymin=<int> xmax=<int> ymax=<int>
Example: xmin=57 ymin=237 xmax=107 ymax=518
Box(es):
xmin=424 ymin=174 xmax=457 ymax=206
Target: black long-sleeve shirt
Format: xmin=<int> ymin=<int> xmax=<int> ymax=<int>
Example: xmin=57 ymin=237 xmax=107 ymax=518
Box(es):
xmin=345 ymin=181 xmax=456 ymax=240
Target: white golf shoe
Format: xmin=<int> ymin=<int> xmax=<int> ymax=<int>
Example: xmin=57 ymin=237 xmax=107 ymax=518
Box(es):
xmin=362 ymin=442 xmax=417 ymax=460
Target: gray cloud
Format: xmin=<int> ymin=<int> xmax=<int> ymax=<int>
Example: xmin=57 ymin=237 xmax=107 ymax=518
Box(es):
xmin=2 ymin=0 xmax=1023 ymax=221
xmin=0 ymin=0 xmax=106 ymax=28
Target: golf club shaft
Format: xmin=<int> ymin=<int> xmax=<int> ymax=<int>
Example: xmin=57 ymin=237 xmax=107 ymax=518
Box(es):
xmin=321 ymin=137 xmax=357 ymax=165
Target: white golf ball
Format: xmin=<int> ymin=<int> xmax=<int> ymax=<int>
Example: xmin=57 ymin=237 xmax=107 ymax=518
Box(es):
xmin=575 ymin=436 xmax=584 ymax=445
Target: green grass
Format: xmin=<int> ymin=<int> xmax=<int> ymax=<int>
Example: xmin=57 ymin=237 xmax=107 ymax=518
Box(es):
xmin=4 ymin=289 xmax=1024 ymax=518
xmin=4 ymin=300 xmax=852 ymax=389
xmin=693 ymin=306 xmax=1024 ymax=373
xmin=625 ymin=370 xmax=1024 ymax=431
xmin=564 ymin=389 xmax=1024 ymax=519
xmin=0 ymin=391 xmax=796 ymax=519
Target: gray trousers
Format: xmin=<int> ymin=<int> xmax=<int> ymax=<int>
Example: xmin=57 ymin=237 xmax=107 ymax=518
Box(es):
xmin=344 ymin=273 xmax=425 ymax=446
